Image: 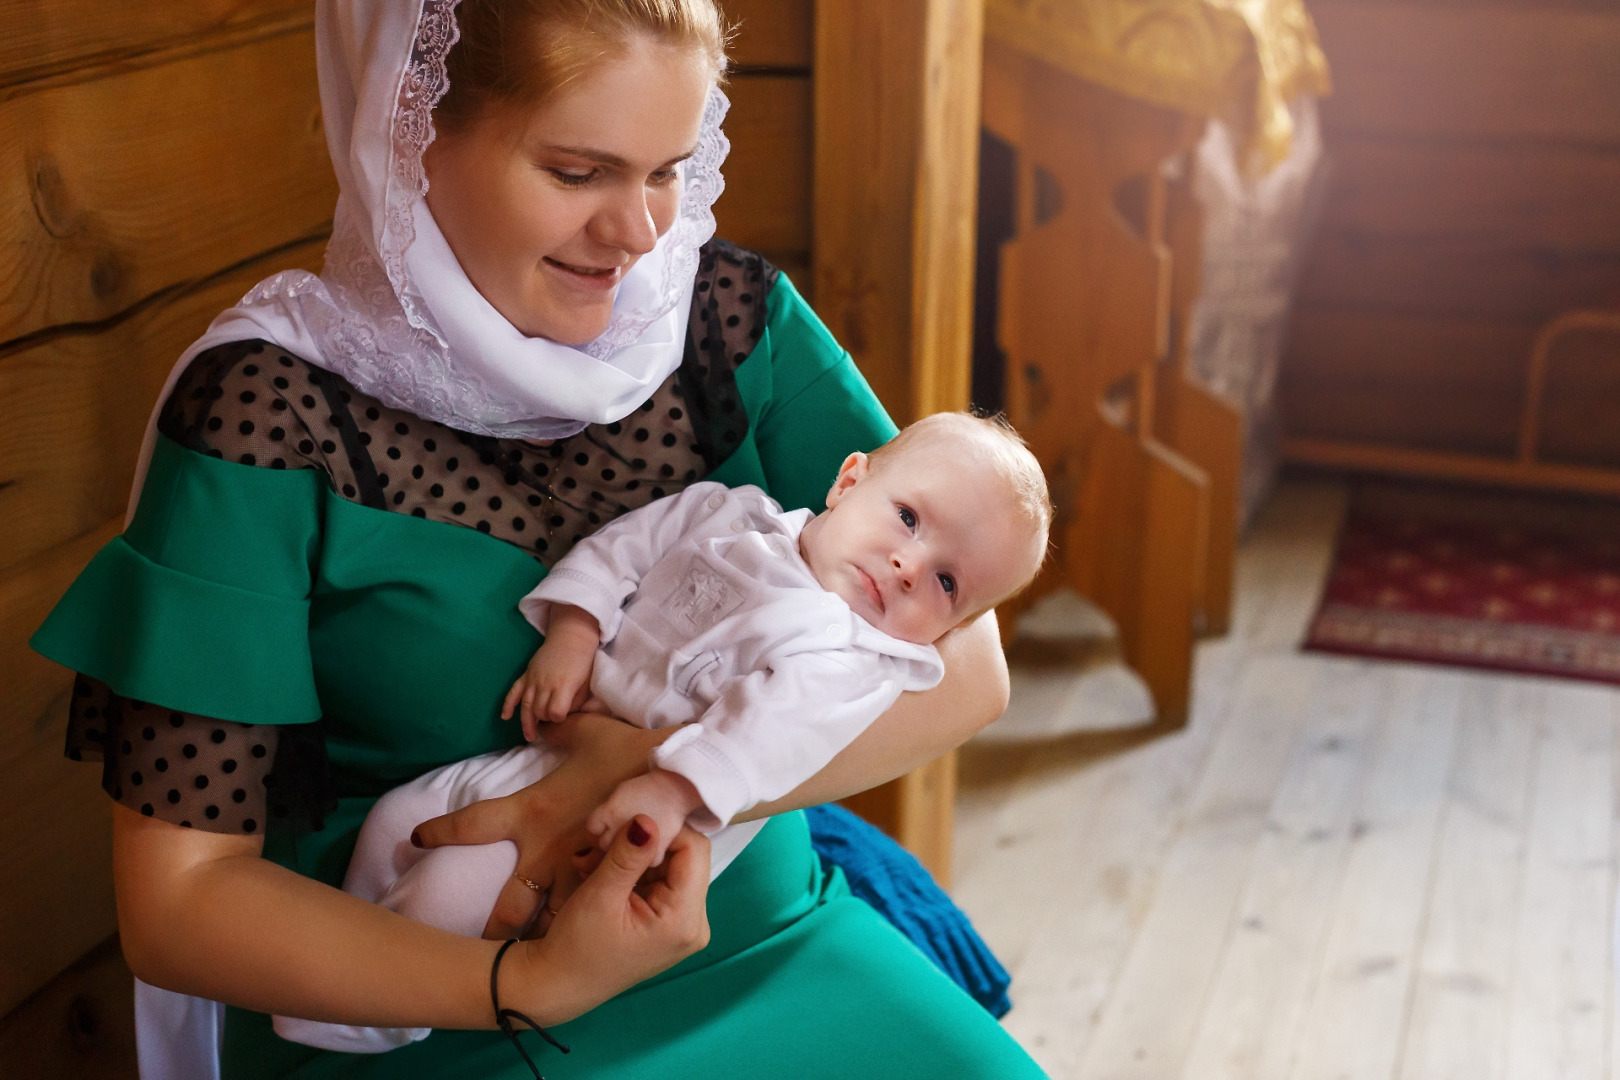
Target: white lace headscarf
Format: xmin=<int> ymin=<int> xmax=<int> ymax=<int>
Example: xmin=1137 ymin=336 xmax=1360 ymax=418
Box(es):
xmin=129 ymin=0 xmax=727 ymax=515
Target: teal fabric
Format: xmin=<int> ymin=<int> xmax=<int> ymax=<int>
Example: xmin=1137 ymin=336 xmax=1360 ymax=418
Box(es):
xmin=30 ymin=436 xmax=323 ymax=726
xmin=229 ymin=815 xmax=1043 ymax=1080
xmin=34 ymin=269 xmax=1044 ymax=1079
xmin=710 ymin=273 xmax=901 ymax=512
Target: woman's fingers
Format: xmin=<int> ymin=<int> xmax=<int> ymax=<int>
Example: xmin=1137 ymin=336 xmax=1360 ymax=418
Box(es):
xmin=541 ymin=861 xmax=585 ymax=925
xmin=645 ymin=827 xmax=710 ymax=937
xmin=571 ymin=843 xmax=605 ymax=879
xmin=578 ymin=815 xmax=661 ymax=898
xmin=657 ymin=827 xmax=708 ymax=894
xmin=511 ymin=819 xmax=710 ymax=1020
xmin=482 ymin=873 xmax=548 ymax=940
xmin=410 ymin=792 xmax=516 ymax=851
xmin=521 ymin=686 xmax=542 ymax=740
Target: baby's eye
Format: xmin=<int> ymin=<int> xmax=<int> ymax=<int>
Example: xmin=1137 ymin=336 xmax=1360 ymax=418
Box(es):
xmin=898 ymin=506 xmax=917 ymax=530
xmin=937 ymin=573 xmax=956 ymax=596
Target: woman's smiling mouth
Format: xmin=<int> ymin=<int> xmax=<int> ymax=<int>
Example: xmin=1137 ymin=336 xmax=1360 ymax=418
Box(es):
xmin=543 ymin=257 xmax=623 ymax=289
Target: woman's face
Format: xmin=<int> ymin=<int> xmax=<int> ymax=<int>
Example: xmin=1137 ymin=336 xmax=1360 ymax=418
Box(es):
xmin=423 ymin=35 xmax=713 ymax=345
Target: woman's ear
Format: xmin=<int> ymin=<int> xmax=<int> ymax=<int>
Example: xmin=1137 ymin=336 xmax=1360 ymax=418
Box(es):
xmin=824 ymin=452 xmax=869 ymax=509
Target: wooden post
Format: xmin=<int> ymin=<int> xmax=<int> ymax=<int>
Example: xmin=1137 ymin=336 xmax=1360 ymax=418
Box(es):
xmin=813 ymin=0 xmax=986 ymax=887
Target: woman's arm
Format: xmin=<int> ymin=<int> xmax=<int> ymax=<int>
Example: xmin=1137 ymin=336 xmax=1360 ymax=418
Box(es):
xmin=114 ymin=802 xmax=709 ymax=1029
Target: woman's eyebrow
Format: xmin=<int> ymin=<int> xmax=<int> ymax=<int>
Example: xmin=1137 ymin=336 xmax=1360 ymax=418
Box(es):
xmin=541 ymin=144 xmax=699 ymax=169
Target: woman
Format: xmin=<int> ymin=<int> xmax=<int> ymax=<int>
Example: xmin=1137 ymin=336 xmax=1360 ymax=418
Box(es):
xmin=32 ymin=0 xmax=1045 ymax=1076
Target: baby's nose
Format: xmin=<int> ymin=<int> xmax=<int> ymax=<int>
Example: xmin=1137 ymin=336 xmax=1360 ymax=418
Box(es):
xmin=891 ymin=553 xmax=917 ymax=588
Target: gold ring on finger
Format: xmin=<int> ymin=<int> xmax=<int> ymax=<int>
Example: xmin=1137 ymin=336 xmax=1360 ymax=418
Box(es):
xmin=513 ymin=873 xmax=543 ymax=893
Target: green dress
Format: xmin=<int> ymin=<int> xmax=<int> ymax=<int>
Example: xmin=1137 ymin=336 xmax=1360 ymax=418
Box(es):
xmin=34 ymin=244 xmax=1045 ymax=1079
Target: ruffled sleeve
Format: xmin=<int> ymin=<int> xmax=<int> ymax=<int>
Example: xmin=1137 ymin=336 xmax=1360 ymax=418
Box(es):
xmin=32 ymin=433 xmax=324 ymax=726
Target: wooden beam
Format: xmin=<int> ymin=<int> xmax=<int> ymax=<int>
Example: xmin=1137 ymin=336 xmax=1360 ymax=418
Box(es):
xmin=723 ymin=0 xmax=812 ymax=69
xmin=1311 ymin=0 xmax=1620 ymax=145
xmin=0 ymin=0 xmax=310 ymax=90
xmin=0 ymin=519 xmax=122 ymax=1018
xmin=812 ymin=0 xmax=984 ymax=427
xmin=1282 ymin=437 xmax=1620 ymax=498
xmin=0 ymin=238 xmax=327 ymax=578
xmin=711 ymin=76 xmax=811 ymax=261
xmin=0 ymin=28 xmax=334 ymax=346
xmin=814 ymin=0 xmax=986 ymax=886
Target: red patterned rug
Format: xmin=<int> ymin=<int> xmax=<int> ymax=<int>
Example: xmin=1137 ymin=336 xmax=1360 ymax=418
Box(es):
xmin=1304 ymin=483 xmax=1620 ymax=684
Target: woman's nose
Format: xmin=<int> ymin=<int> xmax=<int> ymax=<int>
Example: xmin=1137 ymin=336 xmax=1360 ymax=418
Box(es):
xmin=594 ymin=187 xmax=660 ymax=257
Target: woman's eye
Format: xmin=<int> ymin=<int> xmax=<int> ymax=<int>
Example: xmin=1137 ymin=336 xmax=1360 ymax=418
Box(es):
xmin=649 ymin=168 xmax=680 ymax=187
xmin=938 ymin=573 xmax=956 ymax=597
xmin=898 ymin=506 xmax=917 ymax=530
xmin=550 ymin=169 xmax=597 ymax=188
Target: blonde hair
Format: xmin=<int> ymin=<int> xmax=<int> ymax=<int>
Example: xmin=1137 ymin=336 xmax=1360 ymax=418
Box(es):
xmin=436 ymin=0 xmax=729 ymax=132
xmin=869 ymin=412 xmax=1053 ymax=605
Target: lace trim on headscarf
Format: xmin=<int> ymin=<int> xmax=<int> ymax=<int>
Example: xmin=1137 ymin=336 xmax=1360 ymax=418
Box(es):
xmin=386 ymin=0 xmax=462 ymax=341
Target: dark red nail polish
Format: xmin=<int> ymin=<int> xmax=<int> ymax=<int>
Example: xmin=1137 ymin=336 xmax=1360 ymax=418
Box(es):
xmin=410 ymin=829 xmax=423 ymax=848
xmin=627 ymin=821 xmax=650 ymax=847
xmin=575 ymin=846 xmax=594 ymax=857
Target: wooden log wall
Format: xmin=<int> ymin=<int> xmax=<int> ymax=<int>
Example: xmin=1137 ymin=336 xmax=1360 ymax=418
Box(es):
xmin=1281 ymin=0 xmax=1620 ymax=464
xmin=0 ymin=3 xmax=333 ymax=1046
xmin=713 ymin=0 xmax=814 ymax=291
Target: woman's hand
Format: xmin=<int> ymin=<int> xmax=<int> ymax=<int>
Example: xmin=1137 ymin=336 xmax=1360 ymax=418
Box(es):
xmin=113 ymin=801 xmax=705 ymax=1032
xmin=411 ymin=713 xmax=676 ymax=938
xmin=585 ymin=768 xmax=704 ymax=865
xmin=505 ymin=816 xmax=710 ymax=1026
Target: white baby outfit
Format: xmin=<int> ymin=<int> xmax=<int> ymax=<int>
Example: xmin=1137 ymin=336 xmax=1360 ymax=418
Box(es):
xmin=275 ymin=482 xmax=944 ymax=1053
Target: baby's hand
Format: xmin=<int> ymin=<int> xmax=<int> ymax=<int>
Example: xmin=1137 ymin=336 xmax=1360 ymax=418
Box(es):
xmin=501 ymin=605 xmax=602 ymax=740
xmin=585 ymin=769 xmax=705 ymax=866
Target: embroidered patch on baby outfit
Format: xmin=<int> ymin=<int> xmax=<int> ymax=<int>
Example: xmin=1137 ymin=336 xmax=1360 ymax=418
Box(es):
xmin=662 ymin=559 xmax=744 ymax=633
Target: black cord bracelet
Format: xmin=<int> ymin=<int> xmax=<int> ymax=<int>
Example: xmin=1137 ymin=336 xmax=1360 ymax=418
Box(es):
xmin=491 ymin=938 xmax=571 ymax=1080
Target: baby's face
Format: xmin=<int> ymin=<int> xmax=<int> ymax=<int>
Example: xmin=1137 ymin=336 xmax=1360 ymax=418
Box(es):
xmin=798 ymin=446 xmax=1040 ymax=645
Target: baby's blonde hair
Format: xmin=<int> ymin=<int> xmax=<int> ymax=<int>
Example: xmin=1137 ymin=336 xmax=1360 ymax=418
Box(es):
xmin=868 ymin=412 xmax=1053 ymax=607
xmin=437 ymin=0 xmax=730 ymax=133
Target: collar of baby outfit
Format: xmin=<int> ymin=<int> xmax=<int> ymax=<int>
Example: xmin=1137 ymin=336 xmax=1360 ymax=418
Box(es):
xmin=126 ymin=0 xmax=729 ymax=519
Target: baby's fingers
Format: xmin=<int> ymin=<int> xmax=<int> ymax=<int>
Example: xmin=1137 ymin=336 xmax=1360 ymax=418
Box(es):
xmin=501 ymin=679 xmax=525 ymax=722
xmin=585 ymin=802 xmax=620 ymax=851
xmin=545 ymin=683 xmax=576 ymax=724
xmin=521 ymin=686 xmax=543 ymax=741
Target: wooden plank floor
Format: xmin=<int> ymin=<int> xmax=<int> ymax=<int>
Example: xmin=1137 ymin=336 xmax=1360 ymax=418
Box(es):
xmin=955 ymin=480 xmax=1620 ymax=1079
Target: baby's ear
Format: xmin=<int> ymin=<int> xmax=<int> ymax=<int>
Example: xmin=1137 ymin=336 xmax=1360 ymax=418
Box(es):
xmin=825 ymin=452 xmax=869 ymax=508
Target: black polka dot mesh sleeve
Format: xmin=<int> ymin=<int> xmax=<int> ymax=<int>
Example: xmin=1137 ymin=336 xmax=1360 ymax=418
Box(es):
xmin=67 ymin=676 xmax=278 ymax=834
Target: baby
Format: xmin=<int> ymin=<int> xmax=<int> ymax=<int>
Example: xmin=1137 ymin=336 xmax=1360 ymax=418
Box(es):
xmin=275 ymin=412 xmax=1051 ymax=1053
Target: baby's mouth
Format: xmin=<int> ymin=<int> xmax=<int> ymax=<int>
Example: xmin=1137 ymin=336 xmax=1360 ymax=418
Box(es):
xmin=857 ymin=567 xmax=885 ymax=613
